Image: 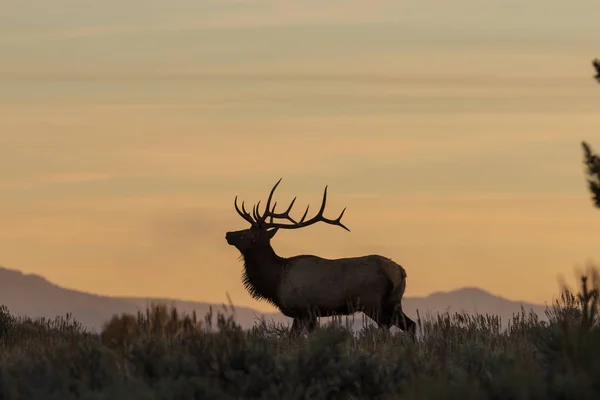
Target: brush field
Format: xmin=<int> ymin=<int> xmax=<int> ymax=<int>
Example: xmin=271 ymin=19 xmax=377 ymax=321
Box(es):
xmin=0 ymin=272 xmax=598 ymax=400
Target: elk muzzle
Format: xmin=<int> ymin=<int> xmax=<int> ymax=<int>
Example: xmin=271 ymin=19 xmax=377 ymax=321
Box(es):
xmin=225 ymin=232 xmax=236 ymax=245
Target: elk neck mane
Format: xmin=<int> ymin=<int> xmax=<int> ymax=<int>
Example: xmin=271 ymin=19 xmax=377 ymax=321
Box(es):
xmin=239 ymin=244 xmax=290 ymax=308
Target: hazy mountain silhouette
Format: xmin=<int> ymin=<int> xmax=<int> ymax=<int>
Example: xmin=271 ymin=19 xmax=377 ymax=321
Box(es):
xmin=0 ymin=266 xmax=549 ymax=332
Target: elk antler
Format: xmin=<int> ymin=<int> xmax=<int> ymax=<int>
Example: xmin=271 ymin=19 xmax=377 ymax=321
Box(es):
xmin=233 ymin=178 xmax=350 ymax=232
xmin=234 ymin=178 xmax=297 ymax=226
xmin=261 ymin=179 xmax=350 ymax=232
xmin=234 ymin=196 xmax=256 ymax=225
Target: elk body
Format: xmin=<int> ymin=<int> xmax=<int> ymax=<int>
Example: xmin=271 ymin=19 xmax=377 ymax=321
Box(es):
xmin=225 ymin=179 xmax=416 ymax=337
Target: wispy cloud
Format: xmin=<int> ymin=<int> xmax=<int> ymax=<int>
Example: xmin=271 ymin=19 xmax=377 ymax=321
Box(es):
xmin=0 ymin=172 xmax=113 ymax=191
xmin=45 ymin=172 xmax=113 ymax=184
xmin=1 ymin=0 xmax=408 ymax=42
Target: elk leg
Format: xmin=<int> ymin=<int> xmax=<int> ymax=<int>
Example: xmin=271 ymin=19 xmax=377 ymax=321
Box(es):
xmin=400 ymin=311 xmax=417 ymax=341
xmin=289 ymin=317 xmax=316 ymax=337
xmin=287 ymin=318 xmax=302 ymax=342
xmin=306 ymin=317 xmax=318 ymax=333
xmin=387 ymin=304 xmax=416 ymax=341
xmin=363 ymin=308 xmax=391 ymax=330
xmin=290 ymin=318 xmax=303 ymax=334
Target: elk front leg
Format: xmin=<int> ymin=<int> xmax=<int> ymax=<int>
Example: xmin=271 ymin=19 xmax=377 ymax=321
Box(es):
xmin=306 ymin=316 xmax=317 ymax=333
xmin=289 ymin=317 xmax=308 ymax=339
xmin=364 ymin=307 xmax=391 ymax=330
xmin=290 ymin=318 xmax=303 ymax=335
xmin=289 ymin=317 xmax=317 ymax=337
xmin=388 ymin=303 xmax=416 ymax=341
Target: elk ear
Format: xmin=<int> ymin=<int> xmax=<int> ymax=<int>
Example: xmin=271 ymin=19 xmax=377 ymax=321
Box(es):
xmin=266 ymin=228 xmax=279 ymax=239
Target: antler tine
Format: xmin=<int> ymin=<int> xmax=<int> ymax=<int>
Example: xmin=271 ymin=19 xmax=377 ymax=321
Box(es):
xmin=299 ymin=204 xmax=310 ymax=223
xmin=333 ymin=207 xmax=350 ymax=232
xmin=253 ymin=202 xmax=262 ymax=222
xmin=257 ymin=178 xmax=301 ymax=226
xmin=234 ymin=196 xmax=256 ymax=225
xmin=259 ymin=178 xmax=283 ymax=224
xmin=317 ymin=185 xmax=328 ymax=216
xmin=283 ymin=197 xmax=296 ymax=215
xmin=296 ymin=185 xmax=328 ymax=222
xmin=241 ymin=201 xmax=251 ymax=216
xmin=263 ymin=196 xmax=298 ymax=224
xmin=269 ymin=202 xmax=277 ymax=224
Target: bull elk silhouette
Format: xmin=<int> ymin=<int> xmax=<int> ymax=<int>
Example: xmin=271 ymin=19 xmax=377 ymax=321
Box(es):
xmin=225 ymin=178 xmax=416 ymax=337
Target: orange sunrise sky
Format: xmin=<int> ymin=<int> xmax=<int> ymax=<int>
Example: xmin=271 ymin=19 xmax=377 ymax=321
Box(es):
xmin=1 ymin=0 xmax=600 ymax=312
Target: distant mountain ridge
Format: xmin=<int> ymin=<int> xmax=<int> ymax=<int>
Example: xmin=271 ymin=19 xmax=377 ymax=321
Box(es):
xmin=0 ymin=266 xmax=549 ymax=333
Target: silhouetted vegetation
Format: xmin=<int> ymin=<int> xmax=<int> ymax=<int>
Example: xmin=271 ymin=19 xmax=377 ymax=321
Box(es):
xmin=581 ymin=59 xmax=600 ymax=207
xmin=582 ymin=141 xmax=600 ymax=208
xmin=0 ymin=268 xmax=598 ymax=399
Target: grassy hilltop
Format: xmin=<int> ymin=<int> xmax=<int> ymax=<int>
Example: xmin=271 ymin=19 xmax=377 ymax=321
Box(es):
xmin=0 ymin=268 xmax=598 ymax=399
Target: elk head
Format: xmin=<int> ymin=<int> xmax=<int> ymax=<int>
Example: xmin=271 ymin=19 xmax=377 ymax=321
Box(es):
xmin=225 ymin=178 xmax=350 ymax=254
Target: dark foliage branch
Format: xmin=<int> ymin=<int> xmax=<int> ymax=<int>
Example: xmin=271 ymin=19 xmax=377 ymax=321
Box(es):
xmin=581 ymin=59 xmax=600 ymax=208
xmin=582 ymin=141 xmax=600 ymax=208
